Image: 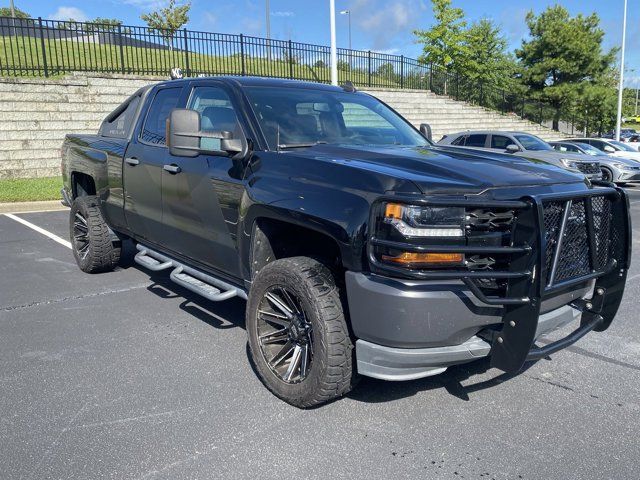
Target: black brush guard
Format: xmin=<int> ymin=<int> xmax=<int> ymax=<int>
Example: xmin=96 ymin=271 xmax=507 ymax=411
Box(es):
xmin=368 ymin=185 xmax=632 ymax=373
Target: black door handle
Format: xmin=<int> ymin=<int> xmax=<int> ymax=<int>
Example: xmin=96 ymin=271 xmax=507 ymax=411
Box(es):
xmin=163 ymin=164 xmax=182 ymax=174
xmin=125 ymin=157 xmax=140 ymax=166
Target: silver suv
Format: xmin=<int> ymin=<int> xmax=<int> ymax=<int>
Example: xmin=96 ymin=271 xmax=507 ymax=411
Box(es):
xmin=438 ymin=131 xmax=602 ymax=180
xmin=550 ymin=141 xmax=640 ymax=185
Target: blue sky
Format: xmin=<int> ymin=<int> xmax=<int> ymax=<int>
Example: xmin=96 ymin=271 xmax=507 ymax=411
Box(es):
xmin=18 ymin=0 xmax=639 ymax=85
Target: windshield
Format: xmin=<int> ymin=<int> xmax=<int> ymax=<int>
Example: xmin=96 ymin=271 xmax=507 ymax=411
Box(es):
xmin=244 ymin=86 xmax=428 ymax=149
xmin=609 ymin=140 xmax=637 ymax=152
xmin=571 ymin=142 xmax=601 ymax=156
xmin=514 ymin=134 xmax=552 ymax=151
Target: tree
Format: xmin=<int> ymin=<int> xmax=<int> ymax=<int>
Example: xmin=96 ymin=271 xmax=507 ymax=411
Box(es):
xmin=516 ymin=5 xmax=617 ymax=130
xmin=0 ymin=6 xmax=30 ymax=18
xmin=462 ymin=19 xmax=516 ymax=89
xmin=141 ymin=0 xmax=191 ymax=49
xmin=413 ymin=0 xmax=467 ymax=70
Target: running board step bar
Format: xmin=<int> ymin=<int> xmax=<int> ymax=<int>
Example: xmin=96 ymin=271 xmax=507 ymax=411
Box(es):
xmin=134 ymin=244 xmax=247 ymax=302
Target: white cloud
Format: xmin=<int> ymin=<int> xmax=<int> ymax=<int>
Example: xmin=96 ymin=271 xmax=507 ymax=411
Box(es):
xmin=272 ymin=11 xmax=294 ymax=18
xmin=356 ymin=0 xmax=415 ymax=50
xmin=241 ymin=18 xmax=263 ymax=35
xmin=373 ymin=48 xmax=401 ymax=55
xmin=202 ymin=11 xmax=217 ymax=27
xmin=117 ymin=0 xmax=175 ymax=11
xmin=49 ymin=6 xmax=88 ymax=22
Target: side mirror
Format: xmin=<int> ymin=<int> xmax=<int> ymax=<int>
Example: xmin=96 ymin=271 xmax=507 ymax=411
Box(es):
xmin=506 ymin=144 xmax=520 ymax=153
xmin=167 ymin=108 xmax=247 ymax=159
xmin=603 ymin=145 xmax=616 ymax=153
xmin=419 ymin=123 xmax=432 ymax=142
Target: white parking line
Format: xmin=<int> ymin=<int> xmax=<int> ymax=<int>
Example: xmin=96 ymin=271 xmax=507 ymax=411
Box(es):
xmin=3 ymin=213 xmax=72 ymax=249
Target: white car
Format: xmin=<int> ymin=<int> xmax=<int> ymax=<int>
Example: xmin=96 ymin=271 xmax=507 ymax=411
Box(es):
xmin=571 ymin=138 xmax=640 ymax=161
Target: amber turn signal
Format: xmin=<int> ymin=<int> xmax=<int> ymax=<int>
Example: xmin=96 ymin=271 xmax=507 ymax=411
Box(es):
xmin=384 ymin=203 xmax=404 ymax=219
xmin=382 ymin=252 xmax=464 ymax=266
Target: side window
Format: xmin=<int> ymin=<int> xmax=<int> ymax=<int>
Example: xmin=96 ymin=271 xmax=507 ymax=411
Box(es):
xmin=188 ymin=86 xmax=240 ymax=133
xmin=564 ymin=144 xmax=579 ymax=153
xmin=100 ymin=95 xmax=141 ymax=139
xmin=342 ymin=102 xmax=394 ymax=130
xmin=140 ymin=87 xmax=181 ymax=146
xmin=466 ymin=134 xmax=487 ymax=147
xmin=491 ymin=135 xmax=515 ymax=149
xmin=451 ymin=135 xmax=467 ymax=146
xmin=590 ymin=140 xmax=604 ymax=151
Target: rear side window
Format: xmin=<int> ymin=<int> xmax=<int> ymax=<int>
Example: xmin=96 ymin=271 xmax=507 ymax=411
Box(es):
xmin=100 ymin=95 xmax=141 ymax=139
xmin=491 ymin=135 xmax=515 ymax=149
xmin=141 ymin=87 xmax=181 ymax=146
xmin=466 ymin=134 xmax=487 ymax=147
xmin=451 ymin=135 xmax=467 ymax=146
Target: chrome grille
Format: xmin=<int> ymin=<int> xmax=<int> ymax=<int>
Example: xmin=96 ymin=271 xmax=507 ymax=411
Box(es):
xmin=576 ymin=162 xmax=601 ymax=175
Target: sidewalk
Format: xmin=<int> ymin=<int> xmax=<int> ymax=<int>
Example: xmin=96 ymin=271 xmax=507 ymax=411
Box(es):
xmin=0 ymin=200 xmax=68 ymax=214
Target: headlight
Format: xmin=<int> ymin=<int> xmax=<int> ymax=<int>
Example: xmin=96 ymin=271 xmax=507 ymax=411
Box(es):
xmin=376 ymin=203 xmax=465 ymax=267
xmin=612 ymin=162 xmax=636 ymax=171
xmin=383 ymin=203 xmax=464 ymax=237
xmin=560 ymin=158 xmax=581 ymax=170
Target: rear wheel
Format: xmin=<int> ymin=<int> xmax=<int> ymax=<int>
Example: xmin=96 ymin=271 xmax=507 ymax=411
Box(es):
xmin=70 ymin=196 xmax=121 ymax=273
xmin=246 ymin=257 xmax=356 ymax=408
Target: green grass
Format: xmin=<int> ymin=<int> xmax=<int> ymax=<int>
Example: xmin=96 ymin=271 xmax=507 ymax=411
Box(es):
xmin=0 ymin=35 xmax=396 ymax=87
xmin=0 ymin=176 xmax=62 ymax=202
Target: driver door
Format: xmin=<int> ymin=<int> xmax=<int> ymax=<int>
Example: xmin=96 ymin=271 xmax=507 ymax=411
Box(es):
xmin=160 ymin=83 xmax=246 ymax=279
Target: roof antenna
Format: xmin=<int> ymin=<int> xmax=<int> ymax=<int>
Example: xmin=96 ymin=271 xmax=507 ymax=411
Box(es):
xmin=341 ymin=80 xmax=356 ymax=93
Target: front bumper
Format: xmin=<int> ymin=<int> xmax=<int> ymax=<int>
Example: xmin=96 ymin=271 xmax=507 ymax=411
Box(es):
xmin=351 ymin=185 xmax=631 ymax=381
xmin=617 ymin=171 xmax=640 ymax=182
xmin=347 ymin=272 xmax=586 ymax=381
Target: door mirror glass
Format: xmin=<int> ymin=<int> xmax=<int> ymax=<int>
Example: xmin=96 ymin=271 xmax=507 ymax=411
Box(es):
xmin=167 ymin=108 xmax=246 ymax=158
xmin=506 ymin=144 xmax=520 ymax=153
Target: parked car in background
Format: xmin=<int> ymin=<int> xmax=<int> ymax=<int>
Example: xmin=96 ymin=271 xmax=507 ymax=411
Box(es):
xmin=550 ymin=141 xmax=640 ymax=184
xmin=624 ymin=134 xmax=640 ymax=150
xmin=437 ymin=131 xmax=602 ymax=180
xmin=570 ymin=137 xmax=640 ymax=161
xmin=603 ymin=129 xmax=636 ymax=140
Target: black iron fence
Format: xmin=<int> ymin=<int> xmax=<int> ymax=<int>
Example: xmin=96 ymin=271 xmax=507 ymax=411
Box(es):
xmin=0 ymin=16 xmax=584 ymax=133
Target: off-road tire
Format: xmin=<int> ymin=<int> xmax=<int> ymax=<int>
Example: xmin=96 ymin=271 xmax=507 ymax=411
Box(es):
xmin=246 ymin=257 xmax=356 ymax=408
xmin=69 ymin=196 xmax=121 ymax=273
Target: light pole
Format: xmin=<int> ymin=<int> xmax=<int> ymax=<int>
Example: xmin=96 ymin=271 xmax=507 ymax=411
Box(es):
xmin=266 ymin=0 xmax=271 ymax=60
xmin=9 ymin=0 xmax=16 ymax=37
xmin=635 ymin=77 xmax=639 ymax=117
xmin=340 ymin=10 xmax=351 ymax=51
xmin=615 ymin=0 xmax=628 ymax=141
xmin=330 ymin=0 xmax=338 ymax=85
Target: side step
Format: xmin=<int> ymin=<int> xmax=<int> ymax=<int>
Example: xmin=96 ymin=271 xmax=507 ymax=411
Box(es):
xmin=134 ymin=244 xmax=247 ymax=302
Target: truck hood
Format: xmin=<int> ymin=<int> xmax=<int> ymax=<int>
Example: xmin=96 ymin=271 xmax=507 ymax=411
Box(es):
xmin=290 ymin=144 xmax=584 ymax=194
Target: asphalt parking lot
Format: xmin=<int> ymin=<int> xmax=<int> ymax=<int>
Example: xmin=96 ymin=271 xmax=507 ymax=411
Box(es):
xmin=1 ymin=189 xmax=639 ymax=480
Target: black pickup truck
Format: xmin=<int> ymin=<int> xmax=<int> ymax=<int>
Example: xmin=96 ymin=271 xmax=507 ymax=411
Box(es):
xmin=61 ymin=77 xmax=631 ymax=407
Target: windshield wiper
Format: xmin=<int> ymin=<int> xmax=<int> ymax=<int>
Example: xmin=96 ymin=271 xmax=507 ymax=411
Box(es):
xmin=277 ymin=141 xmax=327 ymax=150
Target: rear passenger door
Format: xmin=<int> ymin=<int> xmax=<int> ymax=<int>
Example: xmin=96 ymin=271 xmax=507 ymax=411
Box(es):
xmin=123 ymin=85 xmax=183 ymax=241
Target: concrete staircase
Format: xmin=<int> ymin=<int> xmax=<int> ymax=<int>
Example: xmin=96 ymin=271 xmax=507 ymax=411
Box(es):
xmin=366 ymin=88 xmax=565 ymax=142
xmin=0 ymin=74 xmax=567 ymax=179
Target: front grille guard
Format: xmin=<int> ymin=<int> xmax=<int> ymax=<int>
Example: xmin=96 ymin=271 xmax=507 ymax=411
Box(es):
xmin=367 ymin=185 xmax=631 ymax=373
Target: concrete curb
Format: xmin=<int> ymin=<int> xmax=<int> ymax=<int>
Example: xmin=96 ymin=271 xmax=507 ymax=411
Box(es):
xmin=0 ymin=200 xmax=68 ymax=214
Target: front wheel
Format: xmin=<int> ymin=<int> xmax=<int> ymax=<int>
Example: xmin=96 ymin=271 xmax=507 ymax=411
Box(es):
xmin=601 ymin=167 xmax=614 ymax=183
xmin=246 ymin=257 xmax=356 ymax=408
